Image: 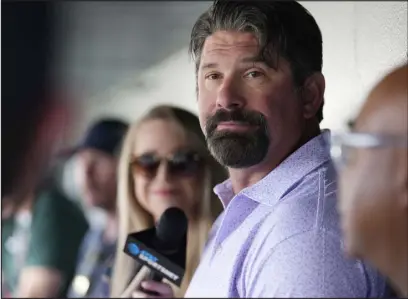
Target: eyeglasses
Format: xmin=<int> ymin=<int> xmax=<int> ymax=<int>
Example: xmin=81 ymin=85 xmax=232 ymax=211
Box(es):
xmin=330 ymin=132 xmax=408 ymax=171
xmin=130 ymin=151 xmax=203 ymax=178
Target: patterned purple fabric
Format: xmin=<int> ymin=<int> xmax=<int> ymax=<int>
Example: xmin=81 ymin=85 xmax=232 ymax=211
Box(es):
xmin=185 ymin=130 xmax=389 ymax=298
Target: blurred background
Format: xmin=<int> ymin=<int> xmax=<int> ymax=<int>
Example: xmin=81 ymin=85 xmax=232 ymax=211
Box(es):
xmin=56 ymin=1 xmax=407 ymax=140
xmin=51 ymin=0 xmax=407 ymax=225
xmin=54 ymin=1 xmax=407 ymax=139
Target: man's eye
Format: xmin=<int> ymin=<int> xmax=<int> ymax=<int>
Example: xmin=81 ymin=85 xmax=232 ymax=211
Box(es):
xmin=245 ymin=71 xmax=264 ymax=78
xmin=205 ymin=73 xmax=221 ymax=80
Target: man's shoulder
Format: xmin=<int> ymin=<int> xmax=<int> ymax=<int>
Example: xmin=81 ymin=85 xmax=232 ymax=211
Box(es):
xmin=36 ymin=186 xmax=83 ymax=212
xmin=244 ymin=204 xmax=389 ymax=297
xmin=35 ymin=186 xmax=71 ymax=208
xmin=253 ymin=167 xmax=340 ymax=249
xmin=33 ymin=186 xmax=89 ymax=230
xmin=281 ymin=160 xmax=337 ymax=202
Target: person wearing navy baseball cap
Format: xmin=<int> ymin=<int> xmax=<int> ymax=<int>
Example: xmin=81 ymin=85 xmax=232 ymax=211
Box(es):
xmin=63 ymin=119 xmax=129 ymax=157
xmin=66 ymin=118 xmax=129 ymax=298
xmin=61 ymin=118 xmax=129 ymax=211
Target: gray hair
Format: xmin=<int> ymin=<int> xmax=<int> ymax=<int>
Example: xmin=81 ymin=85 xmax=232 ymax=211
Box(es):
xmin=189 ymin=0 xmax=324 ymax=122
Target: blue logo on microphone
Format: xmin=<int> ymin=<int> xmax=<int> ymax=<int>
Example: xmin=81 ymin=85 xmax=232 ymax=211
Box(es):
xmin=128 ymin=243 xmax=140 ymax=256
xmin=127 ymin=242 xmax=159 ymax=263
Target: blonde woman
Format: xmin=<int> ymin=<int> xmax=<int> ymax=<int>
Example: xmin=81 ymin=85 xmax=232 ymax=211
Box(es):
xmin=110 ymin=105 xmax=227 ymax=298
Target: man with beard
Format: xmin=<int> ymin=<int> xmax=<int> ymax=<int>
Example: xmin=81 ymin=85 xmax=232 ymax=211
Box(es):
xmin=186 ymin=1 xmax=394 ymax=296
xmin=133 ymin=1 xmax=391 ymax=298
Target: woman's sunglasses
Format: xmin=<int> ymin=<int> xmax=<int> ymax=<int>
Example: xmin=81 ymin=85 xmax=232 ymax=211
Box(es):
xmin=130 ymin=151 xmax=203 ymax=178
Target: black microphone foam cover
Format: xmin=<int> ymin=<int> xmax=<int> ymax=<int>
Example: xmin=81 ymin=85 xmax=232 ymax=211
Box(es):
xmin=155 ymin=207 xmax=188 ymax=250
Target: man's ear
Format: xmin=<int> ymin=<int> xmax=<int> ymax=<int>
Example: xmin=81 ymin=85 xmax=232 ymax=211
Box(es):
xmin=300 ymin=72 xmax=325 ymax=120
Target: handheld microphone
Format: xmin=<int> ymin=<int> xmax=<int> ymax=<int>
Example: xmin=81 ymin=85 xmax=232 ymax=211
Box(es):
xmin=122 ymin=207 xmax=188 ymax=297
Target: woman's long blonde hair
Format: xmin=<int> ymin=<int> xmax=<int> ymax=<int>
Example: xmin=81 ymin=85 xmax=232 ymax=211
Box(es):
xmin=110 ymin=105 xmax=227 ymax=297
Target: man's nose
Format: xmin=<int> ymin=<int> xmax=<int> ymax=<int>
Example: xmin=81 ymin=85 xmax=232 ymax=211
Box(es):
xmin=216 ymin=79 xmax=246 ymax=111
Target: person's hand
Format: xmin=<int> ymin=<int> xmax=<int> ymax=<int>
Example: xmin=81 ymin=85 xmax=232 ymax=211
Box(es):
xmin=131 ymin=280 xmax=174 ymax=298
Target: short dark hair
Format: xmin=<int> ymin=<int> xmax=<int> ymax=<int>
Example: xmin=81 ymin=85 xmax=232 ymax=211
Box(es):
xmin=189 ymin=0 xmax=324 ymax=122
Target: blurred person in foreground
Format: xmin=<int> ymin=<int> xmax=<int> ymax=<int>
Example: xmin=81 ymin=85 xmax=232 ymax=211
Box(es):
xmin=1 ymin=2 xmax=88 ymax=298
xmin=66 ymin=118 xmax=129 ymax=298
xmin=2 ymin=1 xmax=66 ymax=198
xmin=108 ymin=105 xmax=227 ymax=298
xmin=332 ymin=63 xmax=408 ymax=297
xmin=139 ymin=1 xmax=391 ymax=297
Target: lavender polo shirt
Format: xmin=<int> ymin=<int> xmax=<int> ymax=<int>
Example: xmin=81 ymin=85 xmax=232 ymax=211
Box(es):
xmin=185 ymin=130 xmax=388 ymax=298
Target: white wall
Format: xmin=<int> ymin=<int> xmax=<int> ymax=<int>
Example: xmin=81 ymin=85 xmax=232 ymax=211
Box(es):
xmin=310 ymin=1 xmax=408 ymax=130
xmin=65 ymin=1 xmax=407 ymax=142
